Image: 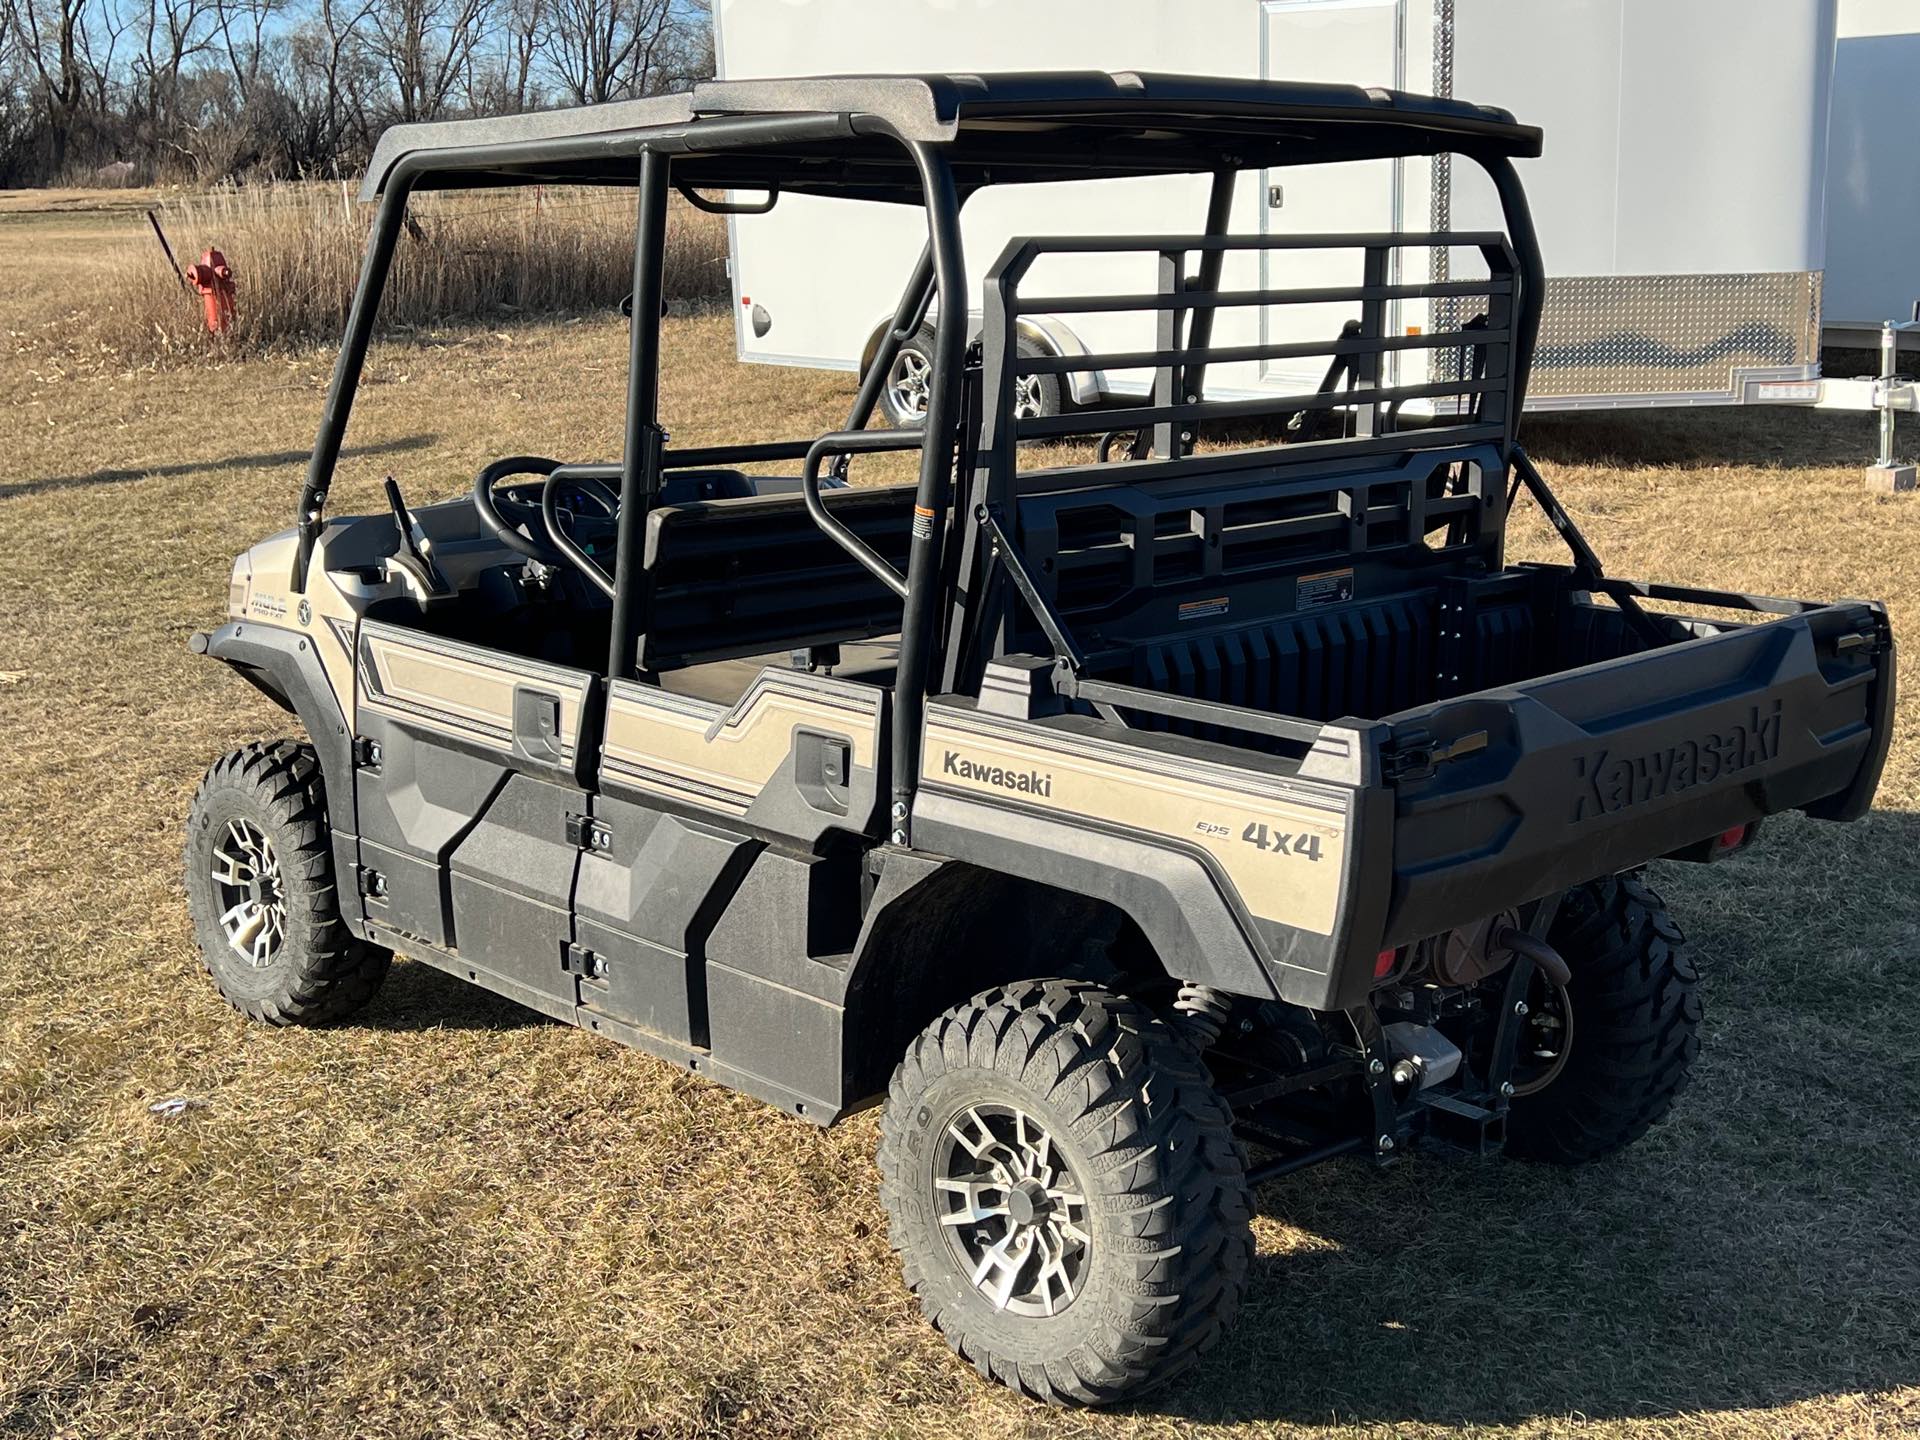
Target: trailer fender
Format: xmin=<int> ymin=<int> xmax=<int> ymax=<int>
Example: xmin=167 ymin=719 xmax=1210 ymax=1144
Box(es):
xmin=858 ymin=311 xmax=1101 ymax=407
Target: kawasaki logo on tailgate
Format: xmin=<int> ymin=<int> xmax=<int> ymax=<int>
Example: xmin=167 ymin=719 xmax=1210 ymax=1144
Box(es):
xmin=1572 ymin=699 xmax=1782 ymax=822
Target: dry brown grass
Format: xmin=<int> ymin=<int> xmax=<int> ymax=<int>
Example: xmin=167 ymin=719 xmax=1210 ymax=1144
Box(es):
xmin=82 ymin=183 xmax=729 ymax=363
xmin=3 ymin=193 xmax=1920 ymax=1440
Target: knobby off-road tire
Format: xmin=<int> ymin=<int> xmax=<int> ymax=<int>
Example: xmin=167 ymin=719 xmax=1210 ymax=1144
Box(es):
xmin=184 ymin=740 xmax=390 ymax=1026
xmin=1506 ymin=874 xmax=1701 ymax=1165
xmin=878 ymin=979 xmax=1252 ymax=1406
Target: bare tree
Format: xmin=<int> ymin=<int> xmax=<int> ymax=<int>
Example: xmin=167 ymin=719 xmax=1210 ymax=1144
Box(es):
xmin=364 ymin=0 xmax=488 ymax=123
xmin=208 ymin=0 xmax=280 ymax=107
xmin=6 ymin=0 xmax=97 ymax=172
xmin=126 ymin=0 xmax=217 ymax=160
xmin=536 ymin=0 xmax=673 ymax=106
xmin=0 ymin=0 xmax=718 ymax=182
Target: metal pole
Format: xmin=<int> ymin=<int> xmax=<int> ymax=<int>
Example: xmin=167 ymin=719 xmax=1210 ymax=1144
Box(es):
xmin=1879 ymin=318 xmax=1899 ymax=470
xmin=608 ymin=148 xmax=671 ymax=681
xmin=888 ymin=143 xmax=966 ymax=845
xmin=1178 ymin=169 xmax=1237 ymax=430
xmin=293 ymin=175 xmax=415 ymax=591
xmin=1484 ymin=155 xmax=1545 ymax=445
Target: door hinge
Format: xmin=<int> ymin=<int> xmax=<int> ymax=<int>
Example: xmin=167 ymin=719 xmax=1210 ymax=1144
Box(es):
xmin=564 ymin=811 xmax=612 ymax=852
xmin=562 ymin=942 xmax=607 ymax=980
xmin=356 ymin=866 xmax=388 ymax=900
xmin=353 ymin=736 xmax=382 ymax=770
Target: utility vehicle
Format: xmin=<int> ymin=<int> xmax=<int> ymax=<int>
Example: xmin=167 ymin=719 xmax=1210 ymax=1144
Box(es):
xmin=184 ymin=74 xmax=1895 ymax=1406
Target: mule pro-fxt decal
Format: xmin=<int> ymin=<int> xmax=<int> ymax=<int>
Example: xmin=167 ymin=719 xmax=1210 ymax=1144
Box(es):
xmin=921 ymin=705 xmax=1349 ymax=936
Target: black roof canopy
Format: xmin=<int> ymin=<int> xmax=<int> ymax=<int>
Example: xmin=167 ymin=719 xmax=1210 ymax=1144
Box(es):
xmin=359 ymin=71 xmax=1542 ymax=202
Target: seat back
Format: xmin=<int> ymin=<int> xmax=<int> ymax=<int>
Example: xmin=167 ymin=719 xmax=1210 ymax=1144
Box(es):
xmin=639 ymin=485 xmax=913 ymax=670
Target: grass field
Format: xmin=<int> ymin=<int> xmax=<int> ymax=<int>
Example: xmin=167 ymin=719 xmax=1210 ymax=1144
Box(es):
xmin=2 ymin=190 xmax=1918 ymax=1440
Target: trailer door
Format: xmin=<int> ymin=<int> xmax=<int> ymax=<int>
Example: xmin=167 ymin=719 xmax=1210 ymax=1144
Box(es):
xmin=1260 ymin=0 xmax=1403 ymax=390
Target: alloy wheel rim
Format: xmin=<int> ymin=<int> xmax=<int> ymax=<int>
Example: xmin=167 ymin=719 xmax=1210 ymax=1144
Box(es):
xmin=888 ymin=349 xmax=932 ymax=419
xmin=934 ymin=1102 xmax=1091 ymax=1317
xmin=1012 ymin=374 xmax=1045 ymax=421
xmin=210 ymin=818 xmax=287 ymax=968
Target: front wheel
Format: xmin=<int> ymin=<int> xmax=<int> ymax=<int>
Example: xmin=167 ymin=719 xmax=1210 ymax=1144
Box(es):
xmin=878 ymin=979 xmax=1251 ymax=1405
xmin=1505 ymin=875 xmax=1701 ymax=1164
xmin=184 ymin=740 xmax=391 ymax=1026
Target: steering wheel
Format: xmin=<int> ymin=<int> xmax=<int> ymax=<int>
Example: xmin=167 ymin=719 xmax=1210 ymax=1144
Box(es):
xmin=472 ymin=456 xmax=619 ymax=566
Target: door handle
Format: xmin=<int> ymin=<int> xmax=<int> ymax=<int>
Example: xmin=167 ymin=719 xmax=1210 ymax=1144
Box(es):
xmin=512 ymin=686 xmax=565 ymax=765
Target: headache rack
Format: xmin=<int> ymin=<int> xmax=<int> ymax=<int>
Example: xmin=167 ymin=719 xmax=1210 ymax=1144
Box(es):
xmin=939 ymin=226 xmax=1577 ymax=725
xmin=976 ymin=228 xmax=1523 ymax=484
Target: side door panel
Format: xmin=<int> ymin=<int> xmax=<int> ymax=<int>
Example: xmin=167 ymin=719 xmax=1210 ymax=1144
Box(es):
xmin=581 ymin=667 xmax=884 ymax=1097
xmin=597 ymin=668 xmax=884 ymax=840
xmin=354 ymin=619 xmax=597 ymax=1008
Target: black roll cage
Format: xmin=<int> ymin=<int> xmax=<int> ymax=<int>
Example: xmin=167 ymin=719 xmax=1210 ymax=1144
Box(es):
xmin=287 ymin=79 xmax=1634 ymax=831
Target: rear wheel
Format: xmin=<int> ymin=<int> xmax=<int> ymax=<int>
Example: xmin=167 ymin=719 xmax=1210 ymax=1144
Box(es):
xmin=1505 ymin=875 xmax=1701 ymax=1164
xmin=184 ymin=740 xmax=390 ymax=1026
xmin=878 ymin=979 xmax=1250 ymax=1405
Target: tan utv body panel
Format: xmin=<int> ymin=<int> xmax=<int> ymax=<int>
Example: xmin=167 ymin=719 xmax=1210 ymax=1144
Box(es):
xmin=230 ymin=527 xmax=362 ymax=730
xmin=919 ymin=702 xmax=1349 ymax=937
xmin=354 ymin=620 xmax=593 ymax=763
xmin=602 ymin=670 xmax=882 ymax=816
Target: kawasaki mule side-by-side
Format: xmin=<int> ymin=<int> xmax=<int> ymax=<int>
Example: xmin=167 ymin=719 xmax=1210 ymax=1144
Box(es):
xmin=183 ymin=74 xmax=1895 ymax=1405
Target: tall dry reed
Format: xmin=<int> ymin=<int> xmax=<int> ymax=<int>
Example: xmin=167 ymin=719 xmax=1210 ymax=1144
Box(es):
xmin=99 ymin=183 xmax=729 ymax=362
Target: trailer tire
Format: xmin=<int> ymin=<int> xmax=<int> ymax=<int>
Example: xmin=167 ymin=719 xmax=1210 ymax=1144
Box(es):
xmin=878 ymin=978 xmax=1250 ymax=1406
xmin=878 ymin=328 xmax=1062 ymax=428
xmin=1505 ymin=875 xmax=1701 ymax=1165
xmin=184 ymin=740 xmax=390 ymax=1026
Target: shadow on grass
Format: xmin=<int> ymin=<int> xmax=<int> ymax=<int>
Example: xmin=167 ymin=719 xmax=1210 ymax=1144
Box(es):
xmin=359 ymin=954 xmax=555 ymax=1033
xmin=1150 ymin=811 xmax=1920 ymax=1427
xmin=1521 ymin=406 xmax=1881 ymax=471
xmin=0 ymin=432 xmax=439 ymax=501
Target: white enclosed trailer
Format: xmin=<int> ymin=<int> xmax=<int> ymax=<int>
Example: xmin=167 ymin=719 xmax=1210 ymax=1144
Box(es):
xmin=1826 ymin=0 xmax=1920 ymax=339
xmin=714 ymin=0 xmax=1838 ymax=416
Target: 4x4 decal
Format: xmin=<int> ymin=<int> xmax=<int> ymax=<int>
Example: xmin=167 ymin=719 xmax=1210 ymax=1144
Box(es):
xmin=1572 ymin=699 xmax=1783 ymax=822
xmin=1239 ymin=821 xmax=1325 ymax=862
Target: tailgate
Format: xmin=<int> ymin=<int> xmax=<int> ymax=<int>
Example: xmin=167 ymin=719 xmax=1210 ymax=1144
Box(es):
xmin=1376 ymin=600 xmax=1894 ymax=948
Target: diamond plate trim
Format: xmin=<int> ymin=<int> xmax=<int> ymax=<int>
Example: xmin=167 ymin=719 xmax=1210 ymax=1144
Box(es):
xmin=1433 ymin=271 xmax=1822 ymax=400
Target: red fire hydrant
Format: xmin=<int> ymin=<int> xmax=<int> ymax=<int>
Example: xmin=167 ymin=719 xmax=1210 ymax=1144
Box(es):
xmin=184 ymin=248 xmax=236 ymax=335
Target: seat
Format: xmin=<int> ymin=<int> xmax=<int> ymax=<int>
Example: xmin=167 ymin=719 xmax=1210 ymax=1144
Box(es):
xmin=656 ymin=638 xmax=901 ymax=706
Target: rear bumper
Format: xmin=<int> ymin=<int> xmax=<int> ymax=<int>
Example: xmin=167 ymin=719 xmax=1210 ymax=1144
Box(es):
xmin=1311 ymin=598 xmax=1892 ymax=1004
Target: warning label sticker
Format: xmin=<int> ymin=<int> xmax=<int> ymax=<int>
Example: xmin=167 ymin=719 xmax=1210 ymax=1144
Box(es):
xmin=1296 ymin=567 xmax=1355 ymax=609
xmin=1177 ymin=595 xmax=1231 ymax=623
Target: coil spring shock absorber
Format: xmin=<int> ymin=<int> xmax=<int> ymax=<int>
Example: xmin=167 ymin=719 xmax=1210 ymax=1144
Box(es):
xmin=1173 ymin=982 xmax=1233 ymax=1048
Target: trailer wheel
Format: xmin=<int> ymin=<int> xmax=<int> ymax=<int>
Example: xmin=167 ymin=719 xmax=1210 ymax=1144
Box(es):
xmin=184 ymin=740 xmax=390 ymax=1026
xmin=1505 ymin=875 xmax=1701 ymax=1164
xmin=878 ymin=979 xmax=1250 ymax=1405
xmin=879 ymin=328 xmax=1062 ymax=428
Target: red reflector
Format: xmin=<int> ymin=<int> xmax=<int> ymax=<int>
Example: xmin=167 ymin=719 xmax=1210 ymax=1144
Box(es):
xmin=740 ymin=295 xmax=751 ymax=305
xmin=1716 ymin=825 xmax=1747 ymax=850
xmin=1374 ymin=948 xmax=1398 ymax=979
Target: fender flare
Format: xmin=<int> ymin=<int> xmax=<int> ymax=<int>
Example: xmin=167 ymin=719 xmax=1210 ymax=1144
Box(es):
xmin=906 ymin=788 xmax=1284 ymax=1002
xmin=192 ymin=620 xmax=354 ymax=796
